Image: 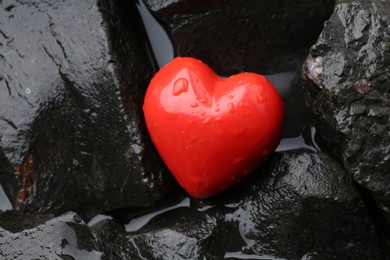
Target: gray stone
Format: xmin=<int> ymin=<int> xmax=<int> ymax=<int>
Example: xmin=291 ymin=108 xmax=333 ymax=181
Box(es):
xmin=0 ymin=211 xmax=102 ymax=259
xmin=0 ymin=0 xmax=177 ymax=219
xmin=142 ymin=0 xmax=335 ymax=75
xmin=92 ymin=151 xmax=382 ymax=259
xmin=302 ymin=0 xmax=390 ymax=221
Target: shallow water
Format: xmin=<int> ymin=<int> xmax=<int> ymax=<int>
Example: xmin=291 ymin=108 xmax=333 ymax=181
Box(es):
xmin=136 ymin=0 xmax=174 ymax=68
xmin=0 ymin=185 xmax=12 ymax=211
xmin=124 ymin=197 xmax=190 ymax=232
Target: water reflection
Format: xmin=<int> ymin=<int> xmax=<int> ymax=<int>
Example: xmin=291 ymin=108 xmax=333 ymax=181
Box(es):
xmin=136 ymin=0 xmax=174 ymax=68
xmin=0 ymin=185 xmax=12 ymax=211
xmin=125 ymin=197 xmax=190 ymax=232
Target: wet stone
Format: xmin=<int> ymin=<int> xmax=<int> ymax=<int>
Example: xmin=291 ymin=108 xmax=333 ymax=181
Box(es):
xmin=142 ymin=0 xmax=335 ymax=75
xmin=0 ymin=0 xmax=177 ymax=219
xmin=0 ymin=211 xmax=102 ymax=259
xmin=92 ymin=207 xmax=221 ymax=260
xmin=92 ymin=151 xmax=382 ymax=259
xmin=90 ymin=219 xmax=135 ymax=260
xmin=302 ymin=0 xmax=390 ymax=223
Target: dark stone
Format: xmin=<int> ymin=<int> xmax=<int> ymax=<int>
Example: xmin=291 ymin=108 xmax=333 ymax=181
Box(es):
xmin=301 ymin=0 xmax=390 ymax=223
xmin=142 ymin=0 xmax=335 ymax=75
xmin=0 ymin=210 xmax=53 ymax=233
xmin=0 ymin=211 xmax=102 ymax=259
xmin=92 ymin=151 xmax=382 ymax=259
xmin=92 ymin=208 xmax=221 ymax=259
xmin=0 ymin=0 xmax=177 ymax=219
xmin=90 ymin=219 xmax=133 ymax=259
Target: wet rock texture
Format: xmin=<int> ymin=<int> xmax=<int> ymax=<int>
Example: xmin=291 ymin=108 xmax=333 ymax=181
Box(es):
xmin=0 ymin=0 xmax=176 ymax=218
xmin=302 ymin=0 xmax=390 ymax=221
xmin=0 ymin=211 xmax=102 ymax=259
xmin=142 ymin=0 xmax=335 ymax=75
xmin=92 ymin=152 xmax=382 ymax=259
xmin=0 ymin=0 xmax=387 ymax=258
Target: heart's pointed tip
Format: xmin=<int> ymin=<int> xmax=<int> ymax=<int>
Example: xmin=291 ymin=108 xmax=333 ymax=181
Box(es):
xmin=186 ymin=190 xmax=215 ymax=199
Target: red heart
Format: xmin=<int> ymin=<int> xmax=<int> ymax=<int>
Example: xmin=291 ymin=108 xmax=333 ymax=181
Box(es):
xmin=143 ymin=57 xmax=284 ymax=198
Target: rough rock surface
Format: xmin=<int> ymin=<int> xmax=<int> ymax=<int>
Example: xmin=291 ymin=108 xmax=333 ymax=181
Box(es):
xmin=142 ymin=0 xmax=335 ymax=75
xmin=302 ymin=0 xmax=390 ymax=221
xmin=92 ymin=152 xmax=382 ymax=259
xmin=0 ymin=0 xmax=176 ymax=219
xmin=0 ymin=211 xmax=102 ymax=259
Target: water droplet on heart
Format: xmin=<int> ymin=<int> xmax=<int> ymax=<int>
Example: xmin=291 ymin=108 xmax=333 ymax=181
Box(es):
xmin=230 ymin=128 xmax=244 ymax=137
xmin=200 ymin=97 xmax=208 ymax=103
xmin=190 ymin=101 xmax=198 ymax=108
xmin=203 ymin=117 xmax=212 ymax=124
xmin=261 ymin=149 xmax=269 ymax=156
xmin=227 ymin=102 xmax=236 ymax=113
xmin=256 ymin=94 xmax=266 ymax=104
xmin=201 ymin=111 xmax=206 ymax=116
xmin=228 ymin=95 xmax=234 ymax=100
xmin=194 ymin=78 xmax=199 ymax=83
xmin=187 ymin=133 xmax=198 ymax=144
xmin=215 ymin=116 xmax=223 ymax=122
xmin=173 ymin=78 xmax=188 ymax=96
xmin=233 ymin=156 xmax=244 ymax=164
xmin=215 ymin=108 xmax=220 ymax=112
xmin=238 ymin=101 xmax=248 ymax=108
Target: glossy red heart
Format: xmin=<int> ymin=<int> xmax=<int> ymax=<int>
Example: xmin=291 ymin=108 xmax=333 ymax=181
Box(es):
xmin=143 ymin=57 xmax=284 ymax=198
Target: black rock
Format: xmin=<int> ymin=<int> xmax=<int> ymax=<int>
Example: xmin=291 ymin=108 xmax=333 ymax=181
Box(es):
xmin=142 ymin=0 xmax=335 ymax=75
xmin=0 ymin=211 xmax=102 ymax=259
xmin=0 ymin=0 xmax=177 ymax=219
xmin=92 ymin=151 xmax=382 ymax=259
xmin=302 ymin=0 xmax=390 ymax=223
xmin=89 ymin=219 xmax=132 ymax=259
xmin=92 ymin=208 xmax=221 ymax=259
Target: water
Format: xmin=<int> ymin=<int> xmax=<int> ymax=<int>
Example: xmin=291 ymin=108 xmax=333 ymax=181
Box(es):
xmin=266 ymin=71 xmax=296 ymax=98
xmin=228 ymin=102 xmax=236 ymax=113
xmin=125 ymin=197 xmax=190 ymax=232
xmin=0 ymin=185 xmax=12 ymax=211
xmin=172 ymin=78 xmax=188 ymax=96
xmin=88 ymin=214 xmax=113 ymax=227
xmin=276 ymin=125 xmax=319 ymax=152
xmin=224 ymin=251 xmax=284 ymax=260
xmin=136 ymin=0 xmax=174 ymax=68
xmin=190 ymin=101 xmax=198 ymax=108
